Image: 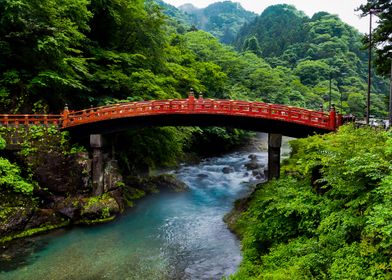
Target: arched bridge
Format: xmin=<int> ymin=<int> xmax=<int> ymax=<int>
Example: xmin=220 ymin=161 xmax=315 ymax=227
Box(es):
xmin=0 ymin=94 xmax=342 ymax=138
xmin=0 ymin=94 xmax=344 ymax=193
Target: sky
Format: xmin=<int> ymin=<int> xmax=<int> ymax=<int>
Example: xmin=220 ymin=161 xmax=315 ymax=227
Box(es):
xmin=162 ymin=0 xmax=372 ymax=34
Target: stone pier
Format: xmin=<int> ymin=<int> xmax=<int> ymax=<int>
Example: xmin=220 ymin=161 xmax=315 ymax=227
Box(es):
xmin=268 ymin=133 xmax=282 ymax=180
xmin=90 ymin=134 xmax=105 ymax=196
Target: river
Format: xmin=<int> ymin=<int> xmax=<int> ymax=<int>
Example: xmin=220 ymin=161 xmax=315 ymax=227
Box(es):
xmin=0 ymin=141 xmax=274 ymax=280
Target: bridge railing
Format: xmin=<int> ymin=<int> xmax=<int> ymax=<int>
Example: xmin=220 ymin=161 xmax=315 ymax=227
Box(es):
xmin=0 ymin=97 xmax=340 ymax=131
xmin=64 ymin=98 xmax=335 ymax=130
xmin=0 ymin=114 xmax=62 ymax=127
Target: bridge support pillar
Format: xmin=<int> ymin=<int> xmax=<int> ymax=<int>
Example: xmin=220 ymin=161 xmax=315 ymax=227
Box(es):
xmin=268 ymin=133 xmax=282 ymax=180
xmin=90 ymin=134 xmax=105 ymax=196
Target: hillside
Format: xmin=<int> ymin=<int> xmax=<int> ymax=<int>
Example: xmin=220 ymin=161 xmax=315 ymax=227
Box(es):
xmin=158 ymin=1 xmax=256 ymax=44
xmin=235 ymin=4 xmax=388 ymax=116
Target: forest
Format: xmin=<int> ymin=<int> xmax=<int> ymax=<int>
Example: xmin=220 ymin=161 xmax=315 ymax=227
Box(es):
xmin=0 ymin=0 xmax=389 ymax=171
xmin=0 ymin=0 xmax=391 ymax=278
xmin=229 ymin=125 xmax=392 ymax=279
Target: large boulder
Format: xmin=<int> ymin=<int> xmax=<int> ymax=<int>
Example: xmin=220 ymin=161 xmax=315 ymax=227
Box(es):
xmin=28 ymin=151 xmax=91 ymax=195
xmin=80 ymin=194 xmax=121 ymax=221
xmin=222 ymin=166 xmax=235 ymax=174
xmin=124 ymin=174 xmax=188 ymax=194
xmin=24 ymin=209 xmax=62 ymax=230
xmin=54 ymin=197 xmax=83 ymax=220
xmin=150 ymin=174 xmax=189 ymax=192
xmin=0 ymin=207 xmax=32 ymax=236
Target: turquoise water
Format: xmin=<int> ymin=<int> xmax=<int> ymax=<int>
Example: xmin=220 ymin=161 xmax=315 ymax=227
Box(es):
xmin=0 ymin=150 xmax=267 ymax=280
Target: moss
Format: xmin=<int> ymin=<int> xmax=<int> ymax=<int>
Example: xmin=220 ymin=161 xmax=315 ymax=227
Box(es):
xmin=78 ymin=216 xmax=116 ymax=225
xmin=123 ymin=187 xmax=146 ymax=207
xmin=0 ymin=221 xmax=69 ymax=244
xmin=81 ymin=193 xmax=120 ymax=220
xmin=0 ymin=207 xmax=14 ymax=220
xmin=101 ymin=206 xmax=110 ymax=218
xmin=126 ymin=187 xmax=146 ymax=200
xmin=115 ymin=181 xmax=125 ymax=188
xmin=82 ymin=193 xmax=110 ymax=212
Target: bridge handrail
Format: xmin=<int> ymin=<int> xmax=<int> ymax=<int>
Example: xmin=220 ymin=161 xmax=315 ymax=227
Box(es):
xmin=64 ymin=98 xmax=334 ymax=130
xmin=0 ymin=97 xmax=340 ymax=131
xmin=0 ymin=114 xmax=62 ymax=126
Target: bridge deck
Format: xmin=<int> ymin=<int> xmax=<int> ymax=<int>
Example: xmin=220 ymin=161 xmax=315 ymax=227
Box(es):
xmin=0 ymin=96 xmax=341 ymax=137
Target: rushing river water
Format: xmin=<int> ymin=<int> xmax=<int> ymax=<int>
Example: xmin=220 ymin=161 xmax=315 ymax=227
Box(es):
xmin=0 ymin=147 xmax=270 ymax=280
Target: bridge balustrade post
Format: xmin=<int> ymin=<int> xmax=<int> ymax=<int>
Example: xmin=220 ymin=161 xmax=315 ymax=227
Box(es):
xmin=90 ymin=134 xmax=105 ymax=196
xmin=62 ymin=104 xmax=69 ymax=128
xmin=188 ymin=88 xmax=195 ymax=111
xmin=268 ymin=133 xmax=282 ymax=180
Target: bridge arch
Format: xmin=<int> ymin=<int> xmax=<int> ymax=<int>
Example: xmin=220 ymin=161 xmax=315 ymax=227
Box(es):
xmin=62 ymin=95 xmax=340 ymax=138
xmin=0 ymin=95 xmax=343 ymax=194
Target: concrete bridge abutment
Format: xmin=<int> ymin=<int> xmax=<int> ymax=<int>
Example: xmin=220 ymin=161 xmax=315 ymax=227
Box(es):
xmin=90 ymin=134 xmax=106 ymax=196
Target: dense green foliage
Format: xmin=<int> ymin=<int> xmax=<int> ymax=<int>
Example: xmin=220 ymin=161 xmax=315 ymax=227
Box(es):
xmin=359 ymin=0 xmax=392 ymax=75
xmin=0 ymin=0 xmax=254 ymax=171
xmin=235 ymin=4 xmax=389 ymax=117
xmin=0 ymin=135 xmax=34 ymax=195
xmin=231 ymin=126 xmax=392 ymax=279
xmin=0 ymin=126 xmax=86 ymax=195
xmin=0 ymin=0 xmax=389 ymax=171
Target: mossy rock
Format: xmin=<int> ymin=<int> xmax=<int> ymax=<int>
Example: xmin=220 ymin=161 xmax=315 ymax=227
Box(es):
xmin=124 ymin=174 xmax=188 ymax=194
xmin=149 ymin=174 xmax=189 ymax=192
xmin=0 ymin=207 xmax=32 ymax=236
xmin=80 ymin=194 xmax=120 ymax=221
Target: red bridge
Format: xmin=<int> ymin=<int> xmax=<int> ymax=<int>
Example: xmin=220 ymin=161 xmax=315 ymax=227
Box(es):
xmin=0 ymin=94 xmax=342 ymax=138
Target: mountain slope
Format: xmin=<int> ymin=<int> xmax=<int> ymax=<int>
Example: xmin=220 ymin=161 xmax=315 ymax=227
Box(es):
xmin=158 ymin=1 xmax=256 ymax=44
xmin=234 ymin=4 xmax=388 ymax=114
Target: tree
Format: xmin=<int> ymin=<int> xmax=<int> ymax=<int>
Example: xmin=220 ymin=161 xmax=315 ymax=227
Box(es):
xmin=359 ymin=0 xmax=392 ymax=75
xmin=243 ymin=36 xmax=262 ymax=56
xmin=0 ymin=0 xmax=91 ymax=112
xmin=294 ymin=60 xmax=330 ymax=86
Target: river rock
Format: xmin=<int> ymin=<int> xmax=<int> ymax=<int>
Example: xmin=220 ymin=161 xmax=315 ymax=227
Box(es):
xmin=57 ymin=206 xmax=78 ymax=220
xmin=0 ymin=207 xmax=32 ymax=236
xmin=150 ymin=174 xmax=189 ymax=192
xmin=245 ymin=154 xmax=265 ymax=171
xmin=222 ymin=166 xmax=235 ymax=174
xmin=252 ymin=169 xmax=263 ymax=176
xmin=27 ymin=151 xmax=90 ymax=195
xmin=248 ymin=154 xmax=257 ymax=161
xmin=55 ymin=198 xmax=81 ymax=220
xmin=197 ymin=173 xmax=209 ymax=179
xmin=80 ymin=194 xmax=121 ymax=220
xmin=252 ymin=169 xmax=265 ymax=180
xmin=24 ymin=209 xmax=62 ymax=230
xmin=125 ymin=174 xmax=189 ymax=193
xmin=245 ymin=161 xmax=262 ymax=170
xmin=108 ymin=189 xmax=125 ymax=211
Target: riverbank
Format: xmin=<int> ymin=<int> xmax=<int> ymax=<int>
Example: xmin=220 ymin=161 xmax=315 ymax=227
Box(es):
xmin=0 ymin=126 xmax=194 ymax=245
xmin=0 ymin=147 xmax=269 ymax=279
xmin=227 ymin=126 xmax=392 ymax=279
